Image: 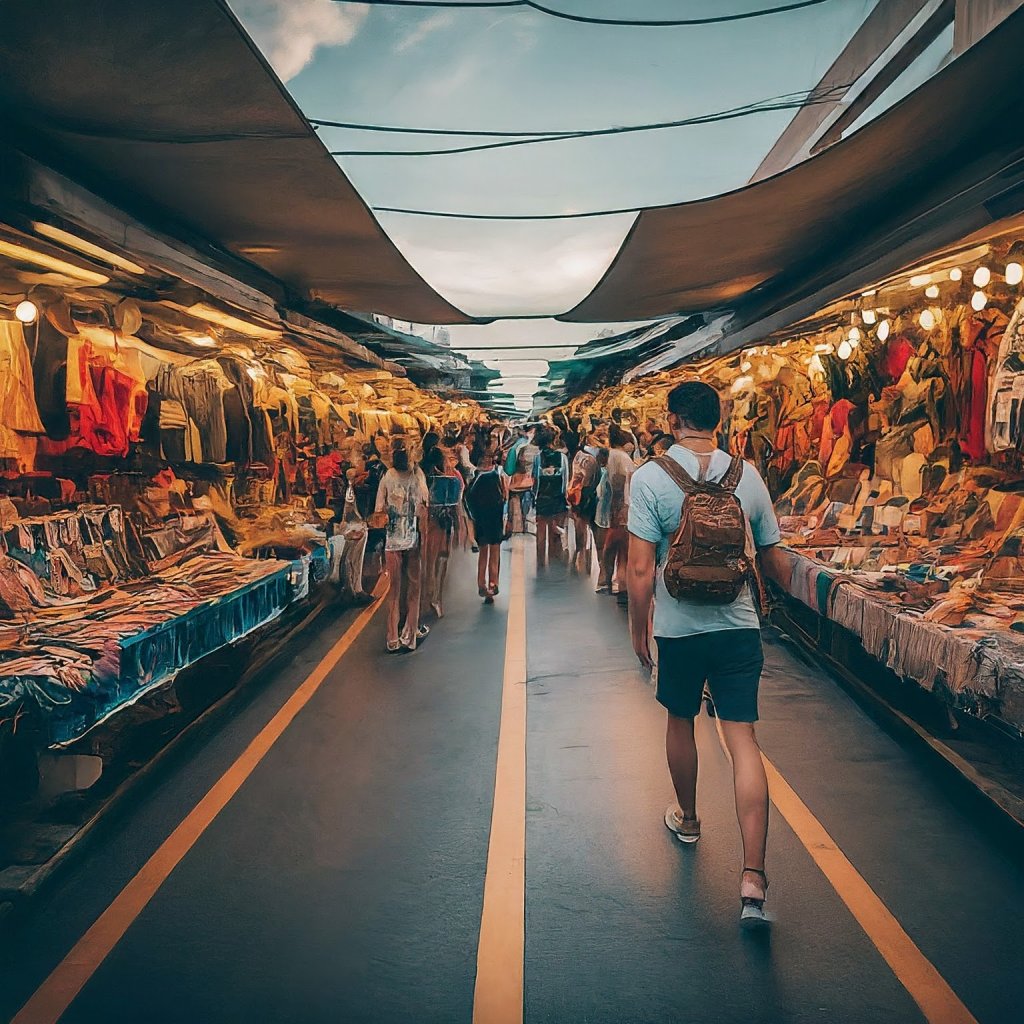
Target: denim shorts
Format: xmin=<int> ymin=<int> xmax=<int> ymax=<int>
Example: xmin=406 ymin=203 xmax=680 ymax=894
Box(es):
xmin=655 ymin=629 xmax=764 ymax=723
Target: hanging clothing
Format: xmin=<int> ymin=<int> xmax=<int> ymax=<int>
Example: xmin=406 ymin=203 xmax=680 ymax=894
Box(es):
xmin=0 ymin=320 xmax=46 ymax=462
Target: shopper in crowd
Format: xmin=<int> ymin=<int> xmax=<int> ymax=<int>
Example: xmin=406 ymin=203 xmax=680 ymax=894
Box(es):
xmin=356 ymin=442 xmax=388 ymax=581
xmin=506 ymin=425 xmax=539 ymax=535
xmin=420 ymin=431 xmax=463 ymax=619
xmin=466 ymin=440 xmax=508 ymax=603
xmin=593 ymin=446 xmax=612 ymax=587
xmin=375 ymin=437 xmax=430 ymax=653
xmin=533 ymin=424 xmax=570 ymax=565
xmin=598 ymin=424 xmax=635 ymax=601
xmin=568 ymin=430 xmax=600 ymax=574
xmin=447 ymin=425 xmax=476 ymax=486
xmin=626 ymin=380 xmax=788 ymax=929
xmin=611 ymin=407 xmax=641 ymax=461
xmin=338 ymin=467 xmax=374 ymax=606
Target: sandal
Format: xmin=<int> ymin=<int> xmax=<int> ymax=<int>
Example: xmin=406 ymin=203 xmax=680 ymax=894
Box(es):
xmin=740 ymin=867 xmax=770 ymax=931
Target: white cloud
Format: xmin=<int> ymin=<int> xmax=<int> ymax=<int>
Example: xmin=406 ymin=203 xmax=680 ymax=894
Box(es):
xmin=378 ymin=215 xmax=637 ymax=318
xmin=394 ymin=11 xmax=457 ymax=54
xmin=231 ymin=0 xmax=369 ymax=82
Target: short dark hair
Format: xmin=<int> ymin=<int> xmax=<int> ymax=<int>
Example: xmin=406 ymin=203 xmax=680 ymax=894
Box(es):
xmin=608 ymin=424 xmax=632 ymax=449
xmin=667 ymin=381 xmax=721 ymax=431
xmin=534 ymin=424 xmax=555 ymax=448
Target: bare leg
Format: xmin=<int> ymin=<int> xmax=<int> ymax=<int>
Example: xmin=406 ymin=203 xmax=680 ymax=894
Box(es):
xmin=488 ymin=543 xmax=501 ymax=590
xmin=719 ymin=720 xmax=769 ymax=874
xmin=536 ymin=515 xmax=547 ymax=566
xmin=434 ymin=538 xmax=450 ymax=617
xmin=596 ymin=526 xmax=612 ymax=588
xmin=385 ymin=550 xmax=403 ymax=645
xmin=614 ymin=529 xmax=629 ymax=592
xmin=666 ymin=714 xmax=698 ymax=819
xmin=420 ymin=521 xmax=438 ymax=614
xmin=477 ymin=546 xmax=488 ymax=590
xmin=550 ymin=512 xmax=565 ymax=559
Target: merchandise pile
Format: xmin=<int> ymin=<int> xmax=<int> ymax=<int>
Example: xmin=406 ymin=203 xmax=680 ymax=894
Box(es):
xmin=0 ymin=304 xmax=486 ymax=746
xmin=558 ymin=239 xmax=1024 ymax=734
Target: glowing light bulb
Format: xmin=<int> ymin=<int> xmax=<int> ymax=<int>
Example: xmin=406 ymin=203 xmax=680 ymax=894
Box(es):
xmin=925 ymin=284 xmax=940 ymax=299
xmin=972 ymin=290 xmax=988 ymax=311
xmin=741 ymin=360 xmax=752 ymax=372
xmin=862 ymin=309 xmax=877 ymax=325
xmin=973 ymin=266 xmax=991 ymax=287
xmin=730 ymin=375 xmax=753 ymax=394
xmin=14 ymin=300 xmax=38 ymax=323
xmin=808 ymin=355 xmax=825 ymax=376
xmin=877 ymin=319 xmax=891 ymax=341
xmin=919 ymin=309 xmax=936 ymax=331
xmin=848 ymin=327 xmax=862 ymax=344
xmin=1006 ymin=262 xmax=1023 ymax=286
xmin=838 ymin=340 xmax=853 ymax=360
xmin=861 ymin=289 xmax=878 ymax=297
xmin=949 ymin=268 xmax=963 ymax=282
xmin=191 ymin=335 xmax=217 ymax=348
xmin=910 ymin=274 xmax=931 ymax=287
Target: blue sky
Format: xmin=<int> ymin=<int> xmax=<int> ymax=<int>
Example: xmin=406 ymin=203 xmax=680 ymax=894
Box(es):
xmin=230 ymin=0 xmax=879 ymax=404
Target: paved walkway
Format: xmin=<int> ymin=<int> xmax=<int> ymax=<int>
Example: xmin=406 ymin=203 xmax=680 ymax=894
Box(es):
xmin=1 ymin=541 xmax=1021 ymax=1023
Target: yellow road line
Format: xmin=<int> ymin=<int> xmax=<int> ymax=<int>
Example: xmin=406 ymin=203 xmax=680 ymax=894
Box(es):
xmin=473 ymin=539 xmax=527 ymax=1024
xmin=13 ymin=580 xmax=389 ymax=1024
xmin=761 ymin=755 xmax=978 ymax=1024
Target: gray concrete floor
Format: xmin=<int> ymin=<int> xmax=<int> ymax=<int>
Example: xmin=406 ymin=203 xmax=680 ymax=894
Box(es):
xmin=1 ymin=545 xmax=1021 ymax=1023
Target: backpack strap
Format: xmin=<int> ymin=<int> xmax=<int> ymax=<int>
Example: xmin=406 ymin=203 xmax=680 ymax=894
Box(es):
xmin=656 ymin=453 xmax=744 ymax=494
xmin=654 ymin=455 xmax=699 ymax=495
xmin=721 ymin=456 xmax=745 ymax=493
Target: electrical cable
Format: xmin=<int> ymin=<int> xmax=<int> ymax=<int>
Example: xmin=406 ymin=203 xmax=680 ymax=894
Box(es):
xmin=326 ymin=86 xmax=848 ymax=157
xmin=333 ymin=0 xmax=836 ymax=28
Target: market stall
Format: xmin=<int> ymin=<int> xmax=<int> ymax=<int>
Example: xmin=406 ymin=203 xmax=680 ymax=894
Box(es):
xmin=555 ymin=218 xmax=1024 ymax=738
xmin=0 ymin=275 xmax=485 ymax=757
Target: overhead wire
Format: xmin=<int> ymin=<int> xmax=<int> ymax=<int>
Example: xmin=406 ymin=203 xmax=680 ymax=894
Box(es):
xmin=323 ymin=85 xmax=849 ymax=157
xmin=332 ymin=0 xmax=837 ymax=28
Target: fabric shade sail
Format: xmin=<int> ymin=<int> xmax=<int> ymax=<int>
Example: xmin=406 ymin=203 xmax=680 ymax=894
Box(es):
xmin=562 ymin=8 xmax=1024 ymax=324
xmin=0 ymin=0 xmax=475 ymax=325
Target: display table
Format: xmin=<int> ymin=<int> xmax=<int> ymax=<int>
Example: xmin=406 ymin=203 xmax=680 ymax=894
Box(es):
xmin=0 ymin=553 xmax=293 ymax=745
xmin=774 ymin=546 xmax=1024 ymax=734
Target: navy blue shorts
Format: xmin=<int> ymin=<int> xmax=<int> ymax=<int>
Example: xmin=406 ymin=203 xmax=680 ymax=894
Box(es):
xmin=655 ymin=629 xmax=764 ymax=723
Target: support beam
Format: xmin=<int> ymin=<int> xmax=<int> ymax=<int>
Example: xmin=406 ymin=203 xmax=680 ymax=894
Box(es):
xmin=751 ymin=0 xmax=936 ymax=181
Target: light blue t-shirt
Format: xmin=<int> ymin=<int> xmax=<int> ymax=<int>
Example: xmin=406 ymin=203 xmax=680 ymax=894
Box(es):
xmin=627 ymin=445 xmax=781 ymax=638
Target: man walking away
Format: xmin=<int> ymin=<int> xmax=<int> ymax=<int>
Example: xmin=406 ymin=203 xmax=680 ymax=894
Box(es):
xmin=626 ymin=381 xmax=788 ymax=930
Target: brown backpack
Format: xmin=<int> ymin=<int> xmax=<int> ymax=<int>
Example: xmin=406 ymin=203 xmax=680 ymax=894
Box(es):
xmin=655 ymin=454 xmax=755 ymax=604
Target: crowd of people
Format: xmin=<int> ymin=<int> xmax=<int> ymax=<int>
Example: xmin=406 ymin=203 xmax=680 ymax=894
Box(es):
xmin=338 ymin=412 xmax=676 ymax=654
xmin=354 ymin=385 xmax=783 ymax=929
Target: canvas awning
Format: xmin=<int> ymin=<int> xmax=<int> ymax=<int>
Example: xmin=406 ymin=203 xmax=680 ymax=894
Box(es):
xmin=562 ymin=7 xmax=1024 ymax=323
xmin=0 ymin=0 xmax=474 ymax=325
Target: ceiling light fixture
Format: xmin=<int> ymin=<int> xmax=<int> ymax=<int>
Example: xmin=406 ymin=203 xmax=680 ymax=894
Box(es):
xmin=925 ymin=284 xmax=940 ymax=298
xmin=15 ymin=300 xmax=38 ymax=323
xmin=949 ymin=268 xmax=963 ymax=281
xmin=877 ymin=319 xmax=891 ymax=341
xmin=184 ymin=303 xmax=279 ymax=339
xmin=1006 ymin=262 xmax=1023 ymax=286
xmin=0 ymin=239 xmax=110 ymax=286
xmin=973 ymin=266 xmax=991 ymax=287
xmin=32 ymin=223 xmax=146 ymax=275
xmin=862 ymin=309 xmax=877 ymax=325
xmin=972 ymin=291 xmax=988 ymax=311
